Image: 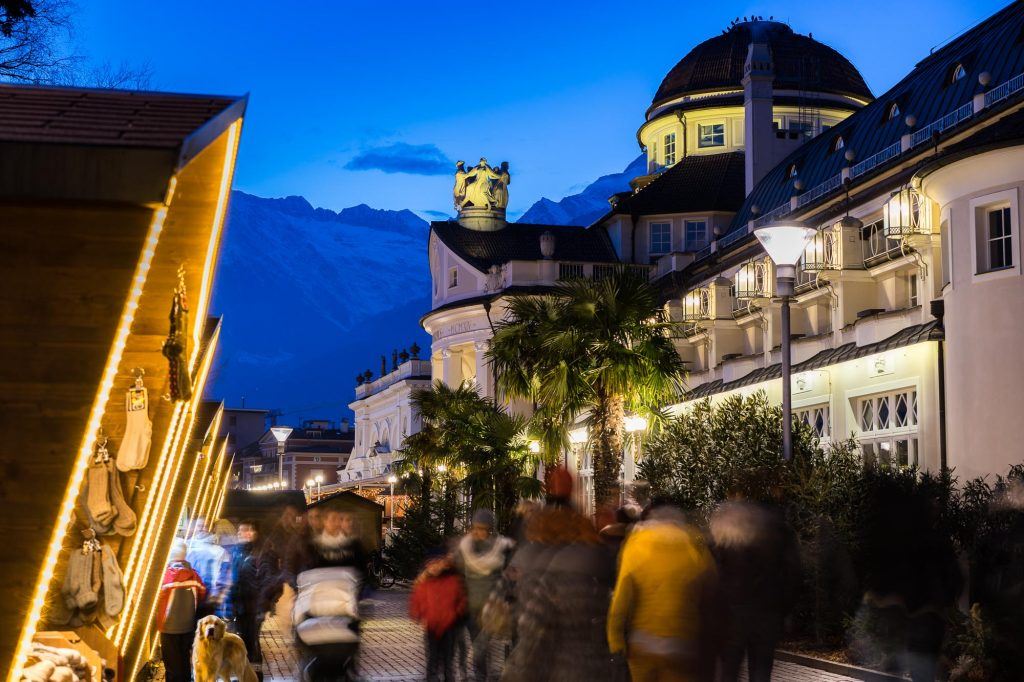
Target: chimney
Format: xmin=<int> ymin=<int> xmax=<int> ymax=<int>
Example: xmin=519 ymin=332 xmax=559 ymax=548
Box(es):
xmin=742 ymin=38 xmax=775 ymax=195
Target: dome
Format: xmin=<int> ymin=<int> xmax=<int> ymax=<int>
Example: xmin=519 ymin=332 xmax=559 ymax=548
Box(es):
xmin=649 ymin=20 xmax=872 ymax=116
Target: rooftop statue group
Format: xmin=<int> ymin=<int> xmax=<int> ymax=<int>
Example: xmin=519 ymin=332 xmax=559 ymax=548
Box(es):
xmin=453 ymin=158 xmax=510 ymax=212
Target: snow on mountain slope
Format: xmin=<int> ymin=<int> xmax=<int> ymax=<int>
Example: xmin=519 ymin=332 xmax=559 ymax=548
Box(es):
xmin=518 ymin=154 xmax=646 ymax=226
xmin=209 ymin=191 xmax=432 ymax=419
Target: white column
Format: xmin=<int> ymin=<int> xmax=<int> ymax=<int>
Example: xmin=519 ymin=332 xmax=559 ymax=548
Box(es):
xmin=441 ymin=348 xmax=459 ymax=387
xmin=474 ymin=340 xmax=492 ymax=397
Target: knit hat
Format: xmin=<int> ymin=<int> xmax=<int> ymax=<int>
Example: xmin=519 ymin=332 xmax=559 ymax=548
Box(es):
xmin=471 ymin=508 xmax=495 ymax=528
xmin=544 ymin=466 xmax=573 ymax=501
xmin=168 ymin=538 xmax=187 ymax=562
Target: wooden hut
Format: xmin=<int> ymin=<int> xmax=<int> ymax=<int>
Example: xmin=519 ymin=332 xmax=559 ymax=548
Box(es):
xmin=0 ymin=84 xmax=246 ymax=680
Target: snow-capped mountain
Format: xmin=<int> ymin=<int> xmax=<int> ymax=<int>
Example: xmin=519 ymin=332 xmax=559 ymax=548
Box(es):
xmin=517 ymin=154 xmax=646 ymax=226
xmin=208 ymin=191 xmax=432 ymax=421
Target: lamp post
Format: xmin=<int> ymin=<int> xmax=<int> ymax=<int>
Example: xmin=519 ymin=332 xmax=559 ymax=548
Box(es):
xmin=315 ymin=474 xmax=323 ymax=500
xmin=270 ymin=426 xmax=293 ymax=486
xmin=754 ymin=221 xmax=817 ymax=462
xmin=305 ymin=478 xmax=315 ymax=504
xmin=387 ymin=474 xmax=398 ymax=534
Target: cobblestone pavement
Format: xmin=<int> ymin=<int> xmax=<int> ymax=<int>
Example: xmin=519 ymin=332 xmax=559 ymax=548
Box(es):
xmin=263 ymin=588 xmax=859 ymax=682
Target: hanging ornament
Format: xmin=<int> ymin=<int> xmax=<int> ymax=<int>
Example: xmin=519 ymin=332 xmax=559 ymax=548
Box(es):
xmin=162 ymin=266 xmax=192 ymax=402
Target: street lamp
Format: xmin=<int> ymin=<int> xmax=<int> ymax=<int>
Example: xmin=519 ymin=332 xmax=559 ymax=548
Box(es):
xmin=315 ymin=474 xmax=323 ymax=500
xmin=754 ymin=221 xmax=818 ymax=462
xmin=270 ymin=426 xmax=293 ymax=486
xmin=305 ymin=478 xmax=315 ymax=503
xmin=387 ymin=474 xmax=398 ymax=533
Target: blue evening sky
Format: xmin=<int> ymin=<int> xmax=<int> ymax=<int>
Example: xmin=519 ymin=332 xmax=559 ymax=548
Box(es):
xmin=77 ymin=0 xmax=1004 ymax=218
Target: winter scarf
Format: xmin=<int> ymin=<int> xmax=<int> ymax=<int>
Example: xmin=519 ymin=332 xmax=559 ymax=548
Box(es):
xmin=312 ymin=532 xmax=364 ymax=568
xmin=458 ymin=534 xmax=513 ymax=577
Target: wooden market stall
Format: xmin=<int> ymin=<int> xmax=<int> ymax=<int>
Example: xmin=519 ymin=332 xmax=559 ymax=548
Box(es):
xmin=0 ymin=84 xmax=246 ymax=681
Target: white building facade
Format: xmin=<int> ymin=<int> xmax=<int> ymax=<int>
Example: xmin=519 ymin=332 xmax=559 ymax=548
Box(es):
xmin=359 ymin=6 xmax=1024 ymax=499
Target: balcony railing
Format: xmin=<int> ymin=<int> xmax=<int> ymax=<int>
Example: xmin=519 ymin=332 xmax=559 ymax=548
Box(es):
xmin=558 ymin=262 xmax=584 ymax=280
xmin=851 ymin=141 xmax=902 ymax=179
xmin=802 ymin=228 xmax=840 ymax=271
xmin=718 ymin=225 xmax=752 ymax=249
xmin=909 ymin=102 xmax=974 ymax=148
xmin=733 ymin=257 xmax=773 ymax=300
xmin=355 ymin=359 xmax=432 ymax=398
xmin=753 ymin=204 xmax=789 ymax=228
xmin=681 ymin=287 xmax=713 ymax=321
xmin=797 ymin=174 xmax=843 ymax=208
xmin=985 ymin=71 xmax=1024 ymax=107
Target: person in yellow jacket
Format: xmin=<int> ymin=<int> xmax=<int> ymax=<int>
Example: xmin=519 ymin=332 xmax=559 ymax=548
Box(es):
xmin=607 ymin=503 xmax=718 ymax=682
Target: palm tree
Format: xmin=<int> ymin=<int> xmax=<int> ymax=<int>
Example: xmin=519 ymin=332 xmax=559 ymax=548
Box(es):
xmin=488 ymin=266 xmax=686 ymax=509
xmin=397 ymin=381 xmax=539 ymax=532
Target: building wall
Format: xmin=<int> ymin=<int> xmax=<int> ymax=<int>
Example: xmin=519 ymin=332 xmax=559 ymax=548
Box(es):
xmin=221 ymin=408 xmax=267 ymax=452
xmin=921 ymin=145 xmax=1024 ymax=480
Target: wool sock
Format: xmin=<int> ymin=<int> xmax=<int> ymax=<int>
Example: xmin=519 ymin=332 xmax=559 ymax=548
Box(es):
xmin=101 ymin=544 xmax=124 ymax=616
xmin=108 ymin=464 xmax=136 ymax=536
xmin=86 ymin=461 xmax=113 ymax=526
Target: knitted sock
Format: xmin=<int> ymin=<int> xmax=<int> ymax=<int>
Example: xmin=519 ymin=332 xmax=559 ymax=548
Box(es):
xmin=74 ymin=550 xmax=101 ymax=612
xmin=101 ymin=544 xmax=124 ymax=616
xmin=86 ymin=462 xmax=113 ymax=526
xmin=19 ymin=660 xmax=55 ymax=682
xmin=62 ymin=550 xmax=85 ymax=611
xmin=108 ymin=464 xmax=136 ymax=536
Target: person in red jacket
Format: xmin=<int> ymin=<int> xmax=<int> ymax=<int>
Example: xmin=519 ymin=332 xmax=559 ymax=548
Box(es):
xmin=157 ymin=538 xmax=206 ymax=682
xmin=409 ymin=554 xmax=467 ymax=682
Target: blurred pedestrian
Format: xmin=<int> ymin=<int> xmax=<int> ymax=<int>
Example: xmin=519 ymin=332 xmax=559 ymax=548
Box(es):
xmin=157 ymin=538 xmax=205 ymax=682
xmin=229 ymin=520 xmax=275 ymax=682
xmin=410 ymin=554 xmax=468 ymax=682
xmin=599 ymin=504 xmax=641 ymax=559
xmin=607 ymin=502 xmax=717 ymax=682
xmin=306 ymin=509 xmax=369 ymax=577
xmin=710 ymin=494 xmax=801 ymax=682
xmin=187 ymin=518 xmax=233 ymax=620
xmin=455 ymin=508 xmax=513 ymax=681
xmin=503 ymin=467 xmax=627 ymax=681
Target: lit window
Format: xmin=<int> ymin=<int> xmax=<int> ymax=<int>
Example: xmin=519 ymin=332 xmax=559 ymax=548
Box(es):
xmin=856 ymin=388 xmax=920 ymax=468
xmin=951 ymin=63 xmax=966 ymax=83
xmin=832 ymin=136 xmax=844 ymax=152
xmin=664 ymin=132 xmax=677 ymax=166
xmin=985 ymin=206 xmax=1013 ymax=271
xmin=448 ymin=267 xmax=458 ymax=288
xmin=685 ymin=220 xmax=707 ymax=250
xmin=908 ymin=273 xmax=919 ymax=307
xmin=788 ymin=164 xmax=798 ymax=178
xmin=698 ymin=123 xmax=725 ymax=148
xmin=649 ymin=222 xmax=671 ymax=255
xmin=796 ymin=404 xmax=830 ymax=439
xmin=887 ymin=102 xmax=901 ymax=121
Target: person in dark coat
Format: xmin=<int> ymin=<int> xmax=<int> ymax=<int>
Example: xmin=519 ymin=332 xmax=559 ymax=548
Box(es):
xmin=228 ymin=520 xmax=276 ymax=682
xmin=710 ymin=495 xmax=801 ymax=682
xmin=305 ymin=509 xmax=369 ymax=577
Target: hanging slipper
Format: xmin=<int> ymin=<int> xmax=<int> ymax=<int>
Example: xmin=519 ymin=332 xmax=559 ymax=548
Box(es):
xmin=100 ymin=544 xmax=125 ymax=617
xmin=108 ymin=463 xmax=136 ymax=536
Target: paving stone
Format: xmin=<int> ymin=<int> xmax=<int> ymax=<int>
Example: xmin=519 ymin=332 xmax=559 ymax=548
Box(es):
xmin=262 ymin=588 xmax=859 ymax=682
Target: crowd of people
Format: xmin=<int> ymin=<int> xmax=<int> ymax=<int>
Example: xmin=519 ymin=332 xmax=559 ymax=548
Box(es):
xmin=155 ymin=506 xmax=369 ymax=682
xmin=407 ymin=468 xmax=803 ymax=682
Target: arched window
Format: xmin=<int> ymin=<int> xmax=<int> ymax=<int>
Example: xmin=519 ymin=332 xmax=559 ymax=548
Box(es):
xmin=831 ymin=135 xmax=844 ymax=152
xmin=887 ymin=102 xmax=901 ymax=121
xmin=788 ymin=164 xmax=799 ymax=178
xmin=950 ymin=63 xmax=966 ymax=83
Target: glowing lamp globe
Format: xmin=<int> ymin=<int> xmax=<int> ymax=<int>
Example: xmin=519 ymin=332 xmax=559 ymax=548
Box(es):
xmin=387 ymin=475 xmax=398 ymax=484
xmin=270 ymin=426 xmax=293 ymax=443
xmin=754 ymin=222 xmax=818 ymax=267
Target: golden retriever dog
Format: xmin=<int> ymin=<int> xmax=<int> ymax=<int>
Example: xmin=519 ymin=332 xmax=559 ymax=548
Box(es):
xmin=192 ymin=615 xmax=258 ymax=682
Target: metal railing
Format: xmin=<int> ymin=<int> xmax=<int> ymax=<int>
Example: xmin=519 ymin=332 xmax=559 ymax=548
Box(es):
xmin=910 ymin=101 xmax=974 ymax=147
xmin=753 ymin=203 xmax=790 ymax=228
xmin=797 ymin=174 xmax=844 ymax=208
xmin=851 ymin=141 xmax=902 ymax=179
xmin=694 ymin=243 xmax=714 ymax=261
xmin=558 ymin=262 xmax=584 ymax=280
xmin=985 ymin=71 xmax=1024 ymax=107
xmin=717 ymin=226 xmax=751 ymax=249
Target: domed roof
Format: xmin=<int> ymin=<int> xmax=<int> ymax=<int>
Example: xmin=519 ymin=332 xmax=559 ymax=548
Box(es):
xmin=650 ymin=20 xmax=872 ymax=114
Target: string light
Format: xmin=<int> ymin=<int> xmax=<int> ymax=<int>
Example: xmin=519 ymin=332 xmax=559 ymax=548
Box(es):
xmin=7 ymin=206 xmax=168 ymax=682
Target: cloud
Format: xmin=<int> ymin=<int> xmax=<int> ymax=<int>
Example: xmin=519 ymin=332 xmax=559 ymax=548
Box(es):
xmin=345 ymin=142 xmax=453 ymax=176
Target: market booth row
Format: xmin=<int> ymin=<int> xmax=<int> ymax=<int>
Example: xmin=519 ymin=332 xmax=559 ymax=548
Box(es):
xmin=0 ymin=84 xmax=246 ymax=681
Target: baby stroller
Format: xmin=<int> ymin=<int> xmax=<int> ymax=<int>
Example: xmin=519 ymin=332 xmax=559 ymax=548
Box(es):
xmin=293 ymin=567 xmax=361 ymax=681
